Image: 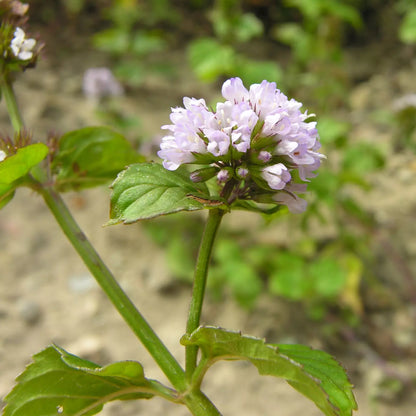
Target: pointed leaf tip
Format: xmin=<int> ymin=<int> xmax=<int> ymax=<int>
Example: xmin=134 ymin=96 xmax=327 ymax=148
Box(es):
xmin=182 ymin=326 xmax=357 ymax=416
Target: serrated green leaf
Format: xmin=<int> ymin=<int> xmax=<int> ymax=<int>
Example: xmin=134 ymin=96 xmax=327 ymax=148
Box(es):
xmin=109 ymin=163 xmax=213 ymax=223
xmin=3 ymin=345 xmax=174 ymax=416
xmin=182 ymin=327 xmax=357 ymax=416
xmin=53 ymin=126 xmax=143 ymax=191
xmin=0 ymin=143 xmax=48 ymax=184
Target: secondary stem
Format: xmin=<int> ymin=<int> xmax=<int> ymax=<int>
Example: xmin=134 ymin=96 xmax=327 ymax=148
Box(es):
xmin=39 ymin=185 xmax=188 ymax=391
xmin=4 ymin=75 xmax=223 ymax=415
xmin=185 ymin=208 xmax=224 ymax=380
xmin=1 ymin=75 xmax=25 ymax=132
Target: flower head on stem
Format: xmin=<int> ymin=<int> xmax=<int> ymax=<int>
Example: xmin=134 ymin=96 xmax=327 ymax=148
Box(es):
xmin=0 ymin=3 xmax=41 ymax=72
xmin=158 ymin=77 xmax=325 ymax=213
xmin=10 ymin=26 xmax=35 ymax=60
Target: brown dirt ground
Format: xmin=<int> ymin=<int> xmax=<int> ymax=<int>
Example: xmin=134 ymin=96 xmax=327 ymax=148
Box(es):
xmin=1 ymin=41 xmax=416 ymax=416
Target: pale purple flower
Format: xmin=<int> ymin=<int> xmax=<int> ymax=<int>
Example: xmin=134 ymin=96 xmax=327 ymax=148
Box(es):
xmin=83 ymin=68 xmax=124 ymax=100
xmin=158 ymin=77 xmax=325 ymax=213
xmin=273 ymin=192 xmax=307 ymax=214
xmin=262 ymin=163 xmax=291 ymax=190
xmin=0 ymin=150 xmax=6 ymax=162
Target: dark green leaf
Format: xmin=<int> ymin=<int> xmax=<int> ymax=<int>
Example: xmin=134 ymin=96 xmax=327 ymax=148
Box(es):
xmin=0 ymin=143 xmax=48 ymax=184
xmin=53 ymin=127 xmax=143 ymax=191
xmin=3 ymin=345 xmax=174 ymax=416
xmin=182 ymin=327 xmax=357 ymax=416
xmin=109 ymin=163 xmax=213 ymax=224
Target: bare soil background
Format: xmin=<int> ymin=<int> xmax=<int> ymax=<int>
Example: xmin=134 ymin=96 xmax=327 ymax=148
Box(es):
xmin=1 ymin=23 xmax=416 ymax=416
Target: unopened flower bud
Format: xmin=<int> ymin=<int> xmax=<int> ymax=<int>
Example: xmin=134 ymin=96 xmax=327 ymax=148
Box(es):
xmin=236 ymin=167 xmax=249 ymax=179
xmin=258 ymin=150 xmax=272 ymax=163
xmin=217 ymin=169 xmax=229 ymax=183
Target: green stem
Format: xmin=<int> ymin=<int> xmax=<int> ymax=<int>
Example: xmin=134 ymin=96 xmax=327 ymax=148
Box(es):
xmin=185 ymin=208 xmax=224 ymax=379
xmin=184 ymin=390 xmax=222 ymax=416
xmin=39 ymin=185 xmax=187 ymax=392
xmin=1 ymin=75 xmax=25 ymax=132
xmin=4 ymin=71 xmax=223 ymax=415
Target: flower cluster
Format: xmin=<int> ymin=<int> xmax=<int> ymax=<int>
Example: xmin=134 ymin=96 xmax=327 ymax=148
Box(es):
xmin=10 ymin=26 xmax=35 ymax=60
xmin=158 ymin=77 xmax=324 ymax=213
xmin=0 ymin=2 xmax=40 ymax=71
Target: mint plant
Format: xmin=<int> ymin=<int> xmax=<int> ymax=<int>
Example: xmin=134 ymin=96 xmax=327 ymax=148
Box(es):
xmin=1 ymin=3 xmax=357 ymax=416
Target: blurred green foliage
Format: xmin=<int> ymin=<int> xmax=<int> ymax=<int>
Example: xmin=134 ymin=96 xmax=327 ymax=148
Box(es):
xmin=90 ymin=0 xmax=395 ymax=322
xmin=30 ymin=1 xmax=410 ymax=322
xmin=91 ymin=0 xmax=176 ymax=86
xmin=188 ymin=0 xmax=282 ymax=85
xmin=397 ymin=0 xmax=416 ymax=43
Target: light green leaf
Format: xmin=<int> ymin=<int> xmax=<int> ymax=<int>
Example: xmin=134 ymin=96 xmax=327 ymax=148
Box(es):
xmin=269 ymin=252 xmax=309 ymax=300
xmin=0 ymin=182 xmax=15 ymax=209
xmin=188 ymin=38 xmax=236 ymax=81
xmin=400 ymin=9 xmax=416 ymax=44
xmin=109 ymin=163 xmax=216 ymax=224
xmin=0 ymin=143 xmax=48 ymax=184
xmin=309 ymin=257 xmax=347 ymax=297
xmin=92 ymin=28 xmax=130 ymax=54
xmin=53 ymin=126 xmax=143 ymax=191
xmin=182 ymin=327 xmax=357 ymax=416
xmin=236 ymin=58 xmax=282 ymax=86
xmin=3 ymin=345 xmax=174 ymax=416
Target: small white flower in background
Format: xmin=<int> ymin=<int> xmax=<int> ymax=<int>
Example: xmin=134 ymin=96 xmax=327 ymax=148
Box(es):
xmin=0 ymin=150 xmax=6 ymax=162
xmin=10 ymin=27 xmax=36 ymax=60
xmin=82 ymin=68 xmax=124 ymax=101
xmin=158 ymin=77 xmax=325 ymax=213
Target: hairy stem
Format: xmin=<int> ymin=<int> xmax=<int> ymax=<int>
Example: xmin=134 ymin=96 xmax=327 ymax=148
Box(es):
xmin=185 ymin=208 xmax=224 ymax=380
